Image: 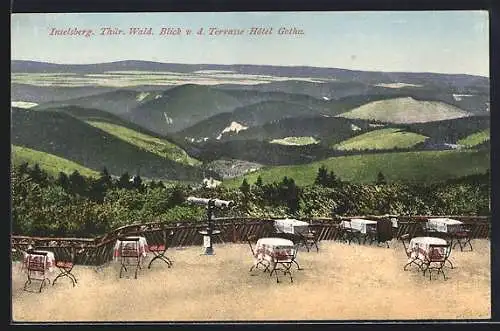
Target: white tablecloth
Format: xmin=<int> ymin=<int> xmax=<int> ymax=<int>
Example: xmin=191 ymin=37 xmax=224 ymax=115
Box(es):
xmin=274 ymin=219 xmax=309 ymax=235
xmin=409 ymin=236 xmax=449 ymax=261
xmin=254 ymin=237 xmax=295 ymax=266
xmin=23 ymin=250 xmax=57 ymax=277
xmin=427 ymin=218 xmax=463 ymax=233
xmin=113 ymin=236 xmax=149 ymax=261
xmin=340 ymin=218 xmax=378 ymax=234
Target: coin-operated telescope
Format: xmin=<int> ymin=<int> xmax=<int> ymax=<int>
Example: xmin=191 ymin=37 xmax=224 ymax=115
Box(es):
xmin=186 ymin=197 xmax=234 ymax=209
xmin=187 ymin=197 xmax=234 ymax=255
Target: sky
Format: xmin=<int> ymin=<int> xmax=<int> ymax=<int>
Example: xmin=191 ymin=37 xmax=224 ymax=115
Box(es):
xmin=11 ymin=11 xmax=490 ymax=76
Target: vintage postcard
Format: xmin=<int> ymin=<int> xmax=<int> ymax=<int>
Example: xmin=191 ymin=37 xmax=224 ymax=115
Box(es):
xmin=10 ymin=11 xmax=491 ymax=322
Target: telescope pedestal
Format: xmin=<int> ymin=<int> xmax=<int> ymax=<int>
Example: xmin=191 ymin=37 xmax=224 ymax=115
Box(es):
xmin=187 ymin=197 xmax=233 ymax=257
xmin=202 ymin=247 xmax=215 ymax=256
xmin=199 ymin=230 xmax=220 ymax=256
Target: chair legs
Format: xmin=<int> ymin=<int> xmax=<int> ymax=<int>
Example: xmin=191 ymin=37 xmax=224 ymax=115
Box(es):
xmin=147 ymin=253 xmax=173 ymax=269
xmin=453 ymin=237 xmax=473 ymax=252
xmin=250 ymin=260 xmax=268 ymax=272
xmin=52 ymin=267 xmax=77 ymax=287
xmin=307 ymin=240 xmax=319 ymax=253
xmin=120 ymin=257 xmax=140 ymax=279
xmin=24 ymin=277 xmax=50 ymax=293
xmin=269 ymin=262 xmax=293 ymax=283
xmin=292 ymin=260 xmax=301 ymax=270
xmin=403 ymin=258 xmax=422 ymax=271
xmin=422 ymin=263 xmax=447 ymax=280
xmin=342 ymin=231 xmax=361 ymax=245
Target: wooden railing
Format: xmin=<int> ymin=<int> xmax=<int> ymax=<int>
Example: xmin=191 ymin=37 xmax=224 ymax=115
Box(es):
xmin=11 ymin=215 xmax=490 ymax=266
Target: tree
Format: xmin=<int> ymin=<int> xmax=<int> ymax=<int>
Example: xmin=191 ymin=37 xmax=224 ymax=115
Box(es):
xmin=98 ymin=167 xmax=113 ymax=190
xmin=28 ymin=163 xmax=48 ymax=186
xmin=326 ymin=170 xmax=341 ymax=187
xmin=239 ymin=178 xmax=251 ymax=195
xmin=284 ymin=178 xmax=300 ymax=214
xmin=170 ymin=185 xmax=186 ymax=207
xmin=17 ymin=162 xmax=30 ymax=176
xmin=239 ymin=178 xmax=251 ymax=206
xmin=68 ymin=170 xmax=87 ymax=196
xmin=314 ymin=165 xmax=329 ymax=186
xmin=131 ymin=175 xmax=144 ymax=191
xmin=116 ymin=172 xmax=132 ymax=190
xmin=56 ymin=172 xmax=70 ymax=191
xmin=255 ymin=176 xmax=263 ymax=187
xmin=376 ymin=171 xmax=387 ymax=185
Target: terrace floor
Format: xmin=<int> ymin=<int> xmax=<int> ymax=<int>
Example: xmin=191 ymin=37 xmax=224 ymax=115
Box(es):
xmin=11 ymin=239 xmax=490 ymax=322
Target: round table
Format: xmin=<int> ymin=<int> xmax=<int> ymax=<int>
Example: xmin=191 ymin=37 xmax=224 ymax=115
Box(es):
xmin=409 ymin=236 xmax=448 ymax=261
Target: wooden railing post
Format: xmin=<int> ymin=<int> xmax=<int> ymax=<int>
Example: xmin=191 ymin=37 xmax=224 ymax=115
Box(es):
xmin=232 ymin=221 xmax=237 ymax=243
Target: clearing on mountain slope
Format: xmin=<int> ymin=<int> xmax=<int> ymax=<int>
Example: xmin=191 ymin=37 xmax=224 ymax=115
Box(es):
xmin=337 ymin=97 xmax=471 ymax=124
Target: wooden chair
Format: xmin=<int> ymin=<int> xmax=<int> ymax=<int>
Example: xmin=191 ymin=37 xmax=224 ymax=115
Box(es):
xmin=12 ymin=246 xmax=29 ymax=272
xmin=452 ymin=224 xmax=474 ymax=252
xmin=118 ymin=238 xmax=141 ymax=279
xmin=148 ymin=229 xmax=174 ymax=269
xmin=269 ymin=246 xmax=297 ymax=283
xmin=340 ymin=219 xmax=361 ymax=245
xmin=52 ymin=246 xmax=78 ymax=287
xmin=299 ymin=225 xmax=320 ymax=253
xmin=23 ymin=250 xmax=51 ymax=293
xmin=247 ymin=235 xmax=270 ymax=272
xmin=364 ymin=223 xmax=378 ymax=245
xmin=422 ymin=244 xmax=452 ymax=280
xmin=400 ymin=234 xmax=424 ymax=271
xmin=376 ymin=218 xmax=393 ymax=248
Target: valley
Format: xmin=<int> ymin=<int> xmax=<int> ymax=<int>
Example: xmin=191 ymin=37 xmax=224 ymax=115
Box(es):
xmin=10 ymin=60 xmax=490 ymax=185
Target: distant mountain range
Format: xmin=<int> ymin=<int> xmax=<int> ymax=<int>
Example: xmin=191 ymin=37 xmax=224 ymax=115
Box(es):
xmin=10 ymin=60 xmax=490 ymax=182
xmin=11 ymin=60 xmax=488 ymax=88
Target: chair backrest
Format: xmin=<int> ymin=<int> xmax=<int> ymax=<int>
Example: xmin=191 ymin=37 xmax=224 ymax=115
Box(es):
xmin=292 ymin=244 xmax=299 ymax=259
xmin=27 ymin=251 xmax=48 ymax=273
xmin=163 ymin=230 xmax=175 ymax=248
xmin=246 ymin=235 xmax=257 ymax=256
xmin=427 ymin=244 xmax=451 ymax=262
xmin=309 ymin=224 xmax=322 ymax=235
xmin=52 ymin=246 xmax=77 ymax=263
xmin=400 ymin=234 xmax=412 ymax=257
xmin=377 ymin=218 xmax=393 ymax=242
xmin=120 ymin=238 xmax=140 ymax=258
xmin=366 ymin=223 xmax=377 ymax=234
xmin=274 ymin=246 xmax=295 ymax=262
xmin=414 ymin=222 xmax=427 ymax=237
xmin=341 ymin=219 xmax=352 ymax=230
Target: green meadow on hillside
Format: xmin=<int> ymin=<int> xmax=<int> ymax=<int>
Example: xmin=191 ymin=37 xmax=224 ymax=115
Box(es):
xmin=86 ymin=121 xmax=201 ymax=166
xmin=224 ymin=149 xmax=490 ymax=187
xmin=11 ymin=108 xmax=207 ymax=181
xmin=332 ymin=128 xmax=428 ymax=150
xmin=337 ymin=97 xmax=471 ymax=124
xmin=457 ymin=129 xmax=490 ymax=147
xmin=11 ymin=145 xmax=99 ymax=177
